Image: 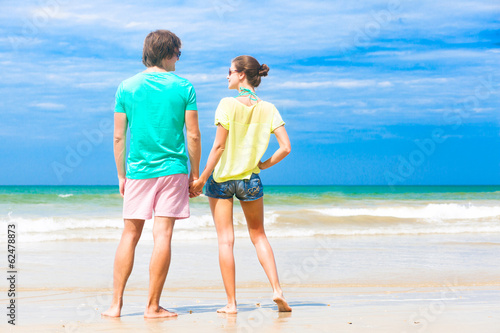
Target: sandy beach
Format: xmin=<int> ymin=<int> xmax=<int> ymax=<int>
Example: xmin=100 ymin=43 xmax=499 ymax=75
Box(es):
xmin=2 ymin=185 xmax=500 ymax=332
xmin=2 ymin=235 xmax=500 ymax=332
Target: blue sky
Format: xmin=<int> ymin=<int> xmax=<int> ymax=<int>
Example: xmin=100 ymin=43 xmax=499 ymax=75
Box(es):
xmin=1 ymin=0 xmax=499 ymax=185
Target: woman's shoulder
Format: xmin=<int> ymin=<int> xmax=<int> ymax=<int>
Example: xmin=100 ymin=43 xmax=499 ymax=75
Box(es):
xmin=257 ymin=100 xmax=277 ymax=111
xmin=217 ymin=97 xmax=276 ymax=110
xmin=218 ymin=97 xmax=239 ymax=106
xmin=215 ymin=98 xmax=235 ymax=114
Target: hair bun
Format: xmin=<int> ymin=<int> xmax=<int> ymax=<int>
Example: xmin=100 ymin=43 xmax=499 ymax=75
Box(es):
xmin=259 ymin=64 xmax=269 ymax=77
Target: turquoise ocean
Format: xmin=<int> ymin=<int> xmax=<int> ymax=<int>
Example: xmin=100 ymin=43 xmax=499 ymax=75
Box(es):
xmin=1 ymin=185 xmax=500 ymax=243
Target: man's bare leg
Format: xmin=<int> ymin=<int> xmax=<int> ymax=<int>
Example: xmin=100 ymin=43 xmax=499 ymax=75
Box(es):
xmin=144 ymin=216 xmax=178 ymax=318
xmin=209 ymin=197 xmax=238 ymax=314
xmin=102 ymin=219 xmax=145 ymax=317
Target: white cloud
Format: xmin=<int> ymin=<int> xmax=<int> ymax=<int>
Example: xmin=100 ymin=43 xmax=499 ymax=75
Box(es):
xmin=182 ymin=73 xmax=222 ymax=84
xmin=125 ymin=21 xmax=146 ymax=29
xmin=377 ymin=81 xmax=393 ymax=87
xmin=279 ymin=80 xmax=392 ymax=89
xmin=76 ymin=82 xmax=117 ymax=89
xmin=29 ymin=7 xmax=117 ymax=25
xmin=352 ymin=109 xmax=377 ymax=115
xmin=405 ymin=78 xmax=450 ymax=85
xmin=1 ymin=0 xmax=498 ymax=133
xmin=267 ymin=99 xmax=369 ymax=109
xmin=31 ymin=102 xmax=66 ymax=109
xmin=472 ymin=108 xmax=494 ymax=113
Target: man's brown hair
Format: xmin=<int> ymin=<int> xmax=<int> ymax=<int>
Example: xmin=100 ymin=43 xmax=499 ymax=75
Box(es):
xmin=142 ymin=30 xmax=181 ymax=69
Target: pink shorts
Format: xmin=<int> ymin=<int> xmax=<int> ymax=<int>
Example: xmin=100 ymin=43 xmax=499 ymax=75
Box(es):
xmin=123 ymin=174 xmax=190 ymax=220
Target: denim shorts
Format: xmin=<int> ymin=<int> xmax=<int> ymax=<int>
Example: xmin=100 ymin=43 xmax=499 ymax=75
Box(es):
xmin=204 ymin=173 xmax=264 ymax=201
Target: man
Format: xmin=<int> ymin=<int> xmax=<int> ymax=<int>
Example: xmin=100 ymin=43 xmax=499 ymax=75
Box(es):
xmin=102 ymin=30 xmax=201 ymax=318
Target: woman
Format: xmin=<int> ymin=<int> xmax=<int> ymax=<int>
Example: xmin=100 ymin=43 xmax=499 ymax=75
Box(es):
xmin=190 ymin=55 xmax=292 ymax=314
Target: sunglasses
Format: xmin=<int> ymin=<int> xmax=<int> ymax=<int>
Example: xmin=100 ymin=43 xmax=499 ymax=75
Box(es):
xmin=177 ymin=50 xmax=182 ymax=59
xmin=228 ymin=68 xmax=240 ymax=76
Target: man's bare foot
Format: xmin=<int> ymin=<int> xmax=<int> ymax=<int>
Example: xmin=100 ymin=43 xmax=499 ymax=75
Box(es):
xmin=217 ymin=304 xmax=237 ymax=314
xmin=144 ymin=306 xmax=178 ymax=319
xmin=102 ymin=304 xmax=122 ymax=318
xmin=273 ymin=293 xmax=292 ymax=312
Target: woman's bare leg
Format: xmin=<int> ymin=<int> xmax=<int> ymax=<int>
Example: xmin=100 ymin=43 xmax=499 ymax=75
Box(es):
xmin=102 ymin=219 xmax=145 ymax=317
xmin=240 ymin=198 xmax=292 ymax=312
xmin=209 ymin=197 xmax=237 ymax=314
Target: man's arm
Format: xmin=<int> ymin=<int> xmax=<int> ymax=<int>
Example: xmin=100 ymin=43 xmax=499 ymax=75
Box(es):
xmin=185 ymin=110 xmax=201 ymax=183
xmin=114 ymin=113 xmax=128 ymax=197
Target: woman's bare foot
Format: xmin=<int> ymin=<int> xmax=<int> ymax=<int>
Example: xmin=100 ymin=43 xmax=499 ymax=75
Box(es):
xmin=144 ymin=306 xmax=178 ymax=319
xmin=273 ymin=292 xmax=292 ymax=312
xmin=102 ymin=303 xmax=122 ymax=317
xmin=217 ymin=304 xmax=237 ymax=314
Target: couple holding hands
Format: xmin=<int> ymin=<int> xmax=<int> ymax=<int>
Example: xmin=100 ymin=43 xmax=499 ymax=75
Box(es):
xmin=103 ymin=29 xmax=291 ymax=318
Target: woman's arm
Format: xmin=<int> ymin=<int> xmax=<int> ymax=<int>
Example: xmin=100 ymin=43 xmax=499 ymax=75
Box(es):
xmin=114 ymin=113 xmax=128 ymax=197
xmin=258 ymin=125 xmax=291 ymax=170
xmin=190 ymin=125 xmax=229 ymax=193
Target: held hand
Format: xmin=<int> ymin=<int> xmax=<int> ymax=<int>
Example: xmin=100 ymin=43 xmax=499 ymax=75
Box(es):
xmin=189 ymin=178 xmax=203 ymax=198
xmin=189 ymin=177 xmax=198 ymax=198
xmin=189 ymin=191 xmax=200 ymax=198
xmin=189 ymin=178 xmax=205 ymax=197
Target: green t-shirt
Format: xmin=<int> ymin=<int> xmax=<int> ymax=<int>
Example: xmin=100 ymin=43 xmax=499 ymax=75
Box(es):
xmin=114 ymin=72 xmax=197 ymax=179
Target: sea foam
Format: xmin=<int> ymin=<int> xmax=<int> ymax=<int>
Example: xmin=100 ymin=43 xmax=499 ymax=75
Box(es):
xmin=311 ymin=203 xmax=500 ymax=220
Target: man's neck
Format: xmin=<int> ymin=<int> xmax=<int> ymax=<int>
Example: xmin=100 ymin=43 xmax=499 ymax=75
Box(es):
xmin=144 ymin=66 xmax=169 ymax=73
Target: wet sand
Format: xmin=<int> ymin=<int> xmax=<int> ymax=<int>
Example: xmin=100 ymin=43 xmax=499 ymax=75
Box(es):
xmin=5 ymin=286 xmax=500 ymax=332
